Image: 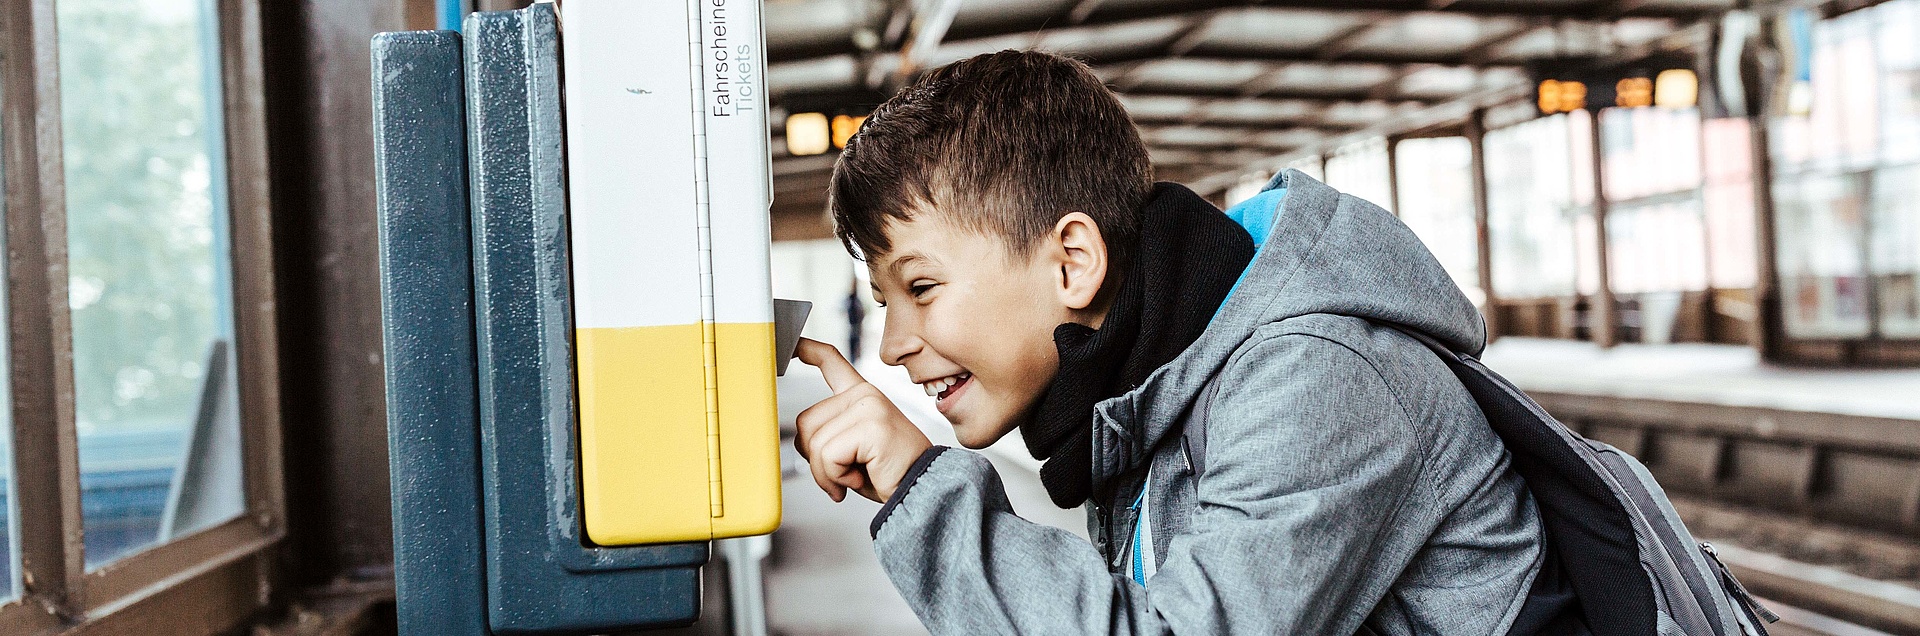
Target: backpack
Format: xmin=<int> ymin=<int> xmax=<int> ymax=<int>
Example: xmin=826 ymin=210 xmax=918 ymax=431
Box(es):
xmin=1180 ymin=320 xmax=1780 ymax=635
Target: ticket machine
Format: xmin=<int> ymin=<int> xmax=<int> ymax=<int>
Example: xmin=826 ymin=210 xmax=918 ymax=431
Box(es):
xmin=371 ymin=1 xmax=802 ymax=633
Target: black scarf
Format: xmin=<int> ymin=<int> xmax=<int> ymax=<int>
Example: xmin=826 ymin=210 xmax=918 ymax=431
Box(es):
xmin=1022 ymin=182 xmax=1258 ymax=508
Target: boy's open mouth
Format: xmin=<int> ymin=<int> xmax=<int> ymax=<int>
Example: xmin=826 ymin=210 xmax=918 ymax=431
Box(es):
xmin=922 ymin=372 xmax=972 ymax=409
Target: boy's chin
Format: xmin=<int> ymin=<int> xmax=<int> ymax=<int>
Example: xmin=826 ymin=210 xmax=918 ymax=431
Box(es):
xmin=948 ymin=416 xmax=1020 ymax=450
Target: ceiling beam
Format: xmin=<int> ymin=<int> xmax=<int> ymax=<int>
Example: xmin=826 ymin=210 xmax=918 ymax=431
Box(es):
xmin=1149 ymin=142 xmax=1312 ymax=156
xmin=1112 ymin=11 xmax=1217 ymax=92
xmin=1314 ymin=15 xmax=1392 ymax=62
xmin=1184 ymin=79 xmax=1532 ymax=193
xmin=1365 ymin=66 xmax=1421 ymax=101
xmin=1139 ymin=122 xmax=1332 ymax=137
xmin=1459 ymin=17 xmax=1552 ymax=66
xmin=1118 ymin=84 xmax=1448 ymax=104
xmin=769 ymin=84 xmax=1453 ymax=124
xmin=1164 ymin=12 xmax=1219 ymax=57
xmin=768 ymin=36 xmax=1545 ymax=104
xmin=1134 ymin=118 xmax=1357 ymax=134
xmin=772 ymin=154 xmax=841 ymax=178
xmin=1067 ymin=0 xmax=1110 ymax=24
xmin=771 ymin=0 xmax=1718 ymax=62
xmin=1083 ymin=45 xmax=1534 ymax=68
xmin=943 ymin=0 xmax=1714 ymax=41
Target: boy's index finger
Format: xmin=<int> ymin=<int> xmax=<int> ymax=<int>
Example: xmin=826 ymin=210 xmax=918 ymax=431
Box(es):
xmin=795 ymin=338 xmax=866 ymax=394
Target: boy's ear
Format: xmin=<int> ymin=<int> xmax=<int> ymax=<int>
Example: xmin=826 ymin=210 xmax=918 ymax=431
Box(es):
xmin=1049 ymin=212 xmax=1108 ymax=312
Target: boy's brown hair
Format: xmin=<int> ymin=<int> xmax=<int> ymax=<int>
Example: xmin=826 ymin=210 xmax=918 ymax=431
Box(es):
xmin=828 ymin=50 xmax=1153 ymax=268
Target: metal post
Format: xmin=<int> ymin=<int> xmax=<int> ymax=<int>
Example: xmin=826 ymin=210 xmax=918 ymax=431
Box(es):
xmin=720 ymin=536 xmax=773 ymax=636
xmin=1748 ymin=17 xmax=1788 ymax=362
xmin=1467 ymin=110 xmax=1500 ymax=343
xmin=1385 ymin=135 xmax=1402 ymax=217
xmin=1589 ymin=109 xmax=1620 ymax=348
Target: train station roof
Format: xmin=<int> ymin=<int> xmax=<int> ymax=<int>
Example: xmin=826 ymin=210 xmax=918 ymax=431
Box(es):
xmin=762 ymin=0 xmax=1734 ymax=226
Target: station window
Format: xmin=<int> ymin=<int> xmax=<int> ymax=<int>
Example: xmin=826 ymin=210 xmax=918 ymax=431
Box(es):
xmin=1600 ymin=106 xmax=1706 ymax=297
xmin=58 ymin=0 xmax=246 ymax=570
xmin=1596 ymin=106 xmax=1707 ymax=342
xmin=1394 ymin=137 xmax=1483 ymax=305
xmin=1703 ymin=118 xmax=1758 ymax=292
xmin=1323 ymin=138 xmax=1393 ymax=215
xmin=1 ymin=0 xmax=280 ymax=630
xmin=1485 ymin=112 xmax=1581 ymax=301
xmin=1770 ymin=0 xmax=1920 ymax=341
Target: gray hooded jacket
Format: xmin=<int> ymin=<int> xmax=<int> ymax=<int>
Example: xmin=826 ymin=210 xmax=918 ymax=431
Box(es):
xmin=870 ymin=170 xmax=1544 ymax=635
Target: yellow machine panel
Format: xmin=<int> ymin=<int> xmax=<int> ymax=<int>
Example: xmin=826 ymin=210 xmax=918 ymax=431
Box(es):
xmin=563 ymin=0 xmax=782 ymax=545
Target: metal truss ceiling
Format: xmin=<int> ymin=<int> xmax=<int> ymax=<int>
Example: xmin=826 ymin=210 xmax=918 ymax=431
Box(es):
xmin=764 ymin=0 xmax=1727 ymax=207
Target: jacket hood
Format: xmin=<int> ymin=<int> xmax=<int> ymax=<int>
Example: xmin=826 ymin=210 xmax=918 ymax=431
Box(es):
xmin=1221 ymin=169 xmax=1485 ymax=353
xmin=1088 ymin=168 xmax=1486 ymax=492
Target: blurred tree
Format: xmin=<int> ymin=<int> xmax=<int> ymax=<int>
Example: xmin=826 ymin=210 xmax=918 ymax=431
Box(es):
xmin=57 ymin=0 xmax=224 ymax=437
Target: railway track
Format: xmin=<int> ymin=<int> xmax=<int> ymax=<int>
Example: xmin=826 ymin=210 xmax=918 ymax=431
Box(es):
xmin=1534 ymin=390 xmax=1920 ymax=634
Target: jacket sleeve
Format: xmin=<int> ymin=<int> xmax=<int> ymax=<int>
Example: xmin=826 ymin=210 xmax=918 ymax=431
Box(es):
xmin=869 ymin=332 xmax=1438 ymax=635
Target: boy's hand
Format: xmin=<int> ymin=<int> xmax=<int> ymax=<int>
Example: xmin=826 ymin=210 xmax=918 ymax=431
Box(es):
xmin=793 ymin=338 xmax=933 ymax=504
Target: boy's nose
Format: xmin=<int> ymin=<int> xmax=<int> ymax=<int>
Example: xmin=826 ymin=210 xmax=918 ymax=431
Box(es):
xmin=878 ymin=315 xmax=923 ymax=367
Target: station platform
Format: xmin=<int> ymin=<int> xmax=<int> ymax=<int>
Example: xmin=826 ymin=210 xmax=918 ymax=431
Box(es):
xmin=1479 ymin=337 xmax=1920 ymax=422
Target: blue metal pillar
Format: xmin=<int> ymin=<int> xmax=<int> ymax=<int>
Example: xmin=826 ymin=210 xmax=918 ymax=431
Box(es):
xmin=464 ymin=4 xmax=705 ymax=634
xmin=372 ymin=29 xmax=491 ymax=636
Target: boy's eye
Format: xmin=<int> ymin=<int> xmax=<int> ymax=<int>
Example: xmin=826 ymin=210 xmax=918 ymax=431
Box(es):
xmin=909 ymin=282 xmax=936 ymax=297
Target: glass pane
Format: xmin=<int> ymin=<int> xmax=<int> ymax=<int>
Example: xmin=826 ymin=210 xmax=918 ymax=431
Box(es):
xmin=1598 ymin=106 xmax=1708 ymax=297
xmin=1486 ymin=114 xmax=1578 ymax=299
xmin=1600 ymin=107 xmax=1702 ymax=202
xmin=0 ymin=77 xmax=15 ymax=601
xmin=1393 ymin=137 xmax=1481 ymax=304
xmin=1806 ymin=9 xmax=1879 ymax=171
xmin=1323 ymin=137 xmax=1392 ymax=214
xmin=1873 ymin=163 xmax=1920 ymax=338
xmin=1773 ymin=172 xmax=1872 ymax=338
xmin=1880 ymin=0 xmax=1920 ymax=165
xmin=1606 ymin=200 xmax=1709 ymax=295
xmin=1702 ymin=119 xmax=1757 ymax=290
xmin=58 ymin=0 xmax=243 ymax=570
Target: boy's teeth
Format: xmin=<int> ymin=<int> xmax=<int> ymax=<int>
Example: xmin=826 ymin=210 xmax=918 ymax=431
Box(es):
xmin=917 ymin=373 xmax=971 ymax=399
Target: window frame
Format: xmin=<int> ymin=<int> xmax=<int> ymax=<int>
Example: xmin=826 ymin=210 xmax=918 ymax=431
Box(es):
xmin=0 ymin=0 xmax=285 ymax=632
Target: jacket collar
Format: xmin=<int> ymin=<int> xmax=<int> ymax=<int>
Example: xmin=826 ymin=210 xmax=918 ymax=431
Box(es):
xmin=1088 ymin=170 xmax=1339 ymax=495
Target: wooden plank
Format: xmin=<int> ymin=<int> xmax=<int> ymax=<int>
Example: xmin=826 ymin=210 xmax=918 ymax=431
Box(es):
xmin=2 ymin=0 xmax=87 ymax=619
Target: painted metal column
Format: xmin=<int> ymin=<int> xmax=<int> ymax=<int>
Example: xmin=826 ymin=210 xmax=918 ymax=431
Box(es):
xmin=372 ymin=29 xmax=490 ymax=636
xmin=1384 ymin=134 xmax=1402 ymax=217
xmin=1467 ymin=110 xmax=1499 ymax=343
xmin=1588 ymin=110 xmax=1619 ymax=348
xmin=1748 ymin=16 xmax=1788 ymax=362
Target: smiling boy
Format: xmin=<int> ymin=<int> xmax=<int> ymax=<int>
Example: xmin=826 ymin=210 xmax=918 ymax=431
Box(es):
xmin=790 ymin=50 xmax=1550 ymax=635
